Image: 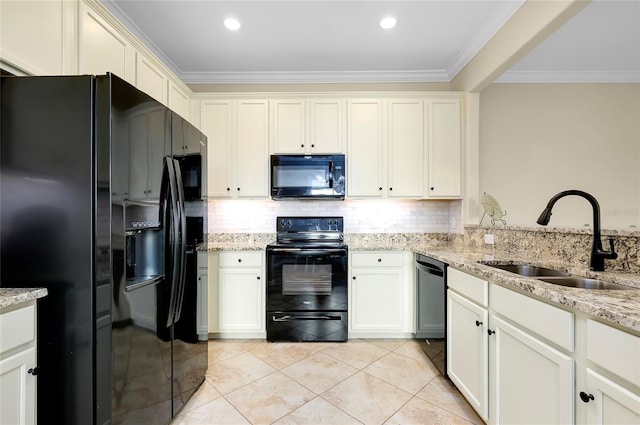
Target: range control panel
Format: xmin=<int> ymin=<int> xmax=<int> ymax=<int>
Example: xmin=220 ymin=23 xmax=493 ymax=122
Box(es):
xmin=276 ymin=216 xmax=343 ymax=232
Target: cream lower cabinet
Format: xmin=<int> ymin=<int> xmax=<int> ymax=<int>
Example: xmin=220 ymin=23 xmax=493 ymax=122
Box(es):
xmin=0 ymin=301 xmax=37 ymax=425
xmin=579 ymin=319 xmax=640 ymax=424
xmin=201 ymin=100 xmax=269 ymax=199
xmin=196 ymin=251 xmax=209 ymax=341
xmin=209 ymin=251 xmax=265 ymax=338
xmin=447 ymin=268 xmax=575 ymax=424
xmin=447 ymin=268 xmax=489 ymax=421
xmin=349 ymin=251 xmax=414 ymax=338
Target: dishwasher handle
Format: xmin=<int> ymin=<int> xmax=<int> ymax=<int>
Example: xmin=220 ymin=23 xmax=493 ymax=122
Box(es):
xmin=416 ymin=260 xmax=444 ymax=277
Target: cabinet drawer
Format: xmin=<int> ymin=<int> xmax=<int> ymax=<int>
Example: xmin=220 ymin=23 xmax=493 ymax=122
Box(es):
xmin=447 ymin=268 xmax=488 ymax=307
xmin=219 ymin=251 xmax=263 ymax=268
xmin=587 ymin=319 xmax=640 ymax=386
xmin=491 ymin=284 xmax=574 ymax=352
xmin=0 ymin=303 xmax=35 ymax=355
xmin=351 ymin=251 xmax=403 ymax=268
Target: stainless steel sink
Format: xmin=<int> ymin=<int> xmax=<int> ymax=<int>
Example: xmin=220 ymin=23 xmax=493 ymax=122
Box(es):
xmin=487 ymin=264 xmax=570 ymax=277
xmin=537 ymin=277 xmax=635 ymax=290
xmin=482 ymin=262 xmax=635 ymax=290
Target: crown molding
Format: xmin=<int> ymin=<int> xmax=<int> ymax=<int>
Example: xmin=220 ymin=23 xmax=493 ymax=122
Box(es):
xmin=180 ymin=70 xmax=451 ymax=84
xmin=496 ymin=70 xmax=640 ymax=83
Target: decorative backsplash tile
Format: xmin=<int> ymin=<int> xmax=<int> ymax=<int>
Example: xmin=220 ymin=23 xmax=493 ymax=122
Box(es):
xmin=206 ymin=199 xmax=462 ymax=233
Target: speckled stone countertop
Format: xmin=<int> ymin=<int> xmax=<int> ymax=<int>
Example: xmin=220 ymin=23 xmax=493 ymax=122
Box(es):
xmin=0 ymin=288 xmax=48 ymax=309
xmin=410 ymin=245 xmax=640 ymax=334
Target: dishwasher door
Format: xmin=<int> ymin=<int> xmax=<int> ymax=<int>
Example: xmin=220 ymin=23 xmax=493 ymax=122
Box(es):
xmin=415 ymin=254 xmax=446 ymax=339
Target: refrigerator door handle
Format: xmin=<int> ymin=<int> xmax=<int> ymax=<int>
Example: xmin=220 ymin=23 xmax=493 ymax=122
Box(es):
xmin=161 ymin=157 xmax=182 ymax=328
xmin=172 ymin=158 xmax=188 ymax=324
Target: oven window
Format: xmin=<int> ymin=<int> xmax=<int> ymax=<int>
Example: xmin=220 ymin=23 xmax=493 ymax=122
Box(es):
xmin=282 ymin=264 xmax=332 ymax=295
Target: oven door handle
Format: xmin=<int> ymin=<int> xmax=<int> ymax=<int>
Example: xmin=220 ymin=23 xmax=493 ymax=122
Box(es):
xmin=268 ymin=248 xmax=347 ymax=254
xmin=272 ymin=314 xmax=342 ymax=322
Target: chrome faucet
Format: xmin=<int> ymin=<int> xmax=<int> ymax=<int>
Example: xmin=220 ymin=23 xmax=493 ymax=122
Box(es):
xmin=536 ymin=190 xmax=617 ymax=271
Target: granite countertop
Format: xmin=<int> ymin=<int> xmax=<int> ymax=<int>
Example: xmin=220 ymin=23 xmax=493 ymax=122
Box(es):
xmin=409 ymin=245 xmax=640 ymax=334
xmin=0 ymin=288 xmax=48 ymax=309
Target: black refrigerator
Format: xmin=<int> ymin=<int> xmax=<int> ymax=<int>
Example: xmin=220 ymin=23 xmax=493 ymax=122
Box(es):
xmin=0 ymin=74 xmax=208 ymax=425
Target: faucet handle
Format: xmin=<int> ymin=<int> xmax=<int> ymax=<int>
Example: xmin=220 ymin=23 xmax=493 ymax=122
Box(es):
xmin=607 ymin=238 xmax=618 ymax=258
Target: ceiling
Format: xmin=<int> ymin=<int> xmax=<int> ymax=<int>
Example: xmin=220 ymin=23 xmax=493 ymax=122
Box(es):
xmin=101 ymin=0 xmax=640 ymax=85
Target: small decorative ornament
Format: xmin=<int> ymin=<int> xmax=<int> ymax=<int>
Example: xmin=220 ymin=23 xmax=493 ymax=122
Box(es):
xmin=481 ymin=192 xmax=507 ymax=225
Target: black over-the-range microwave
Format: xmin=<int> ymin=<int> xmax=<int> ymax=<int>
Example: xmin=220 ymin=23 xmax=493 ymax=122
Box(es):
xmin=270 ymin=154 xmax=345 ymax=200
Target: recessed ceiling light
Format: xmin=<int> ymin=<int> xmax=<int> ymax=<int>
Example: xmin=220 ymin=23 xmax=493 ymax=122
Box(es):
xmin=224 ymin=18 xmax=241 ymax=31
xmin=380 ymin=17 xmax=397 ymax=30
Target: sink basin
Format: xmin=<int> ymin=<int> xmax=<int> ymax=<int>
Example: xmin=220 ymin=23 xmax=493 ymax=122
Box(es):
xmin=485 ymin=263 xmax=570 ymax=277
xmin=537 ymin=277 xmax=635 ymax=290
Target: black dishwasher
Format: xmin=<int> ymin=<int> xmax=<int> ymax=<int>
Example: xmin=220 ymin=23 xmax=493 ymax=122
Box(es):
xmin=415 ymin=254 xmax=447 ymax=376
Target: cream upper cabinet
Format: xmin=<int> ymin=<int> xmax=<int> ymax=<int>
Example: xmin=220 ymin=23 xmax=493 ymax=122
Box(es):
xmin=347 ymin=99 xmax=425 ymax=198
xmin=79 ymin=3 xmax=135 ymax=83
xmin=387 ymin=99 xmax=425 ymax=197
xmin=168 ymin=81 xmax=191 ymax=122
xmin=201 ymin=99 xmax=269 ymax=199
xmin=135 ymin=53 xmax=167 ymax=105
xmin=0 ymin=0 xmax=68 ymax=75
xmin=270 ymin=99 xmax=344 ymax=154
xmin=347 ymin=99 xmax=384 ymax=198
xmin=426 ymin=97 xmax=462 ymax=198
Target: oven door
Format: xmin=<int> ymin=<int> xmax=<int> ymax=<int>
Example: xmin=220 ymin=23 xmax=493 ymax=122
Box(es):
xmin=266 ymin=246 xmax=348 ymax=311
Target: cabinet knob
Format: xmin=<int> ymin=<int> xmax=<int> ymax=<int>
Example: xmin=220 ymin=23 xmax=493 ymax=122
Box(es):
xmin=237 ymin=258 xmax=242 ymax=263
xmin=379 ymin=187 xmax=383 ymax=191
xmin=237 ymin=187 xmax=240 ymax=191
xmin=311 ymin=144 xmax=315 ymax=148
xmin=487 ymin=329 xmax=495 ymax=335
xmin=475 ymin=320 xmax=483 ymax=327
xmin=430 ymin=187 xmax=435 ymax=191
xmin=377 ymin=258 xmax=382 ymax=262
xmin=27 ymin=367 xmax=39 ymax=376
xmin=389 ymin=187 xmax=393 ymax=191
xmin=301 ymin=144 xmax=305 ymax=148
xmin=579 ymin=392 xmax=595 ymax=403
xmin=256 ymin=276 xmax=261 ymax=280
xmin=226 ymin=187 xmax=231 ymax=191
xmin=352 ymin=276 xmax=356 ymax=280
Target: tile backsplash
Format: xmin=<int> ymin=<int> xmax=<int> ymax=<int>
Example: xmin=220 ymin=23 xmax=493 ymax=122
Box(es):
xmin=207 ymin=199 xmax=463 ymax=234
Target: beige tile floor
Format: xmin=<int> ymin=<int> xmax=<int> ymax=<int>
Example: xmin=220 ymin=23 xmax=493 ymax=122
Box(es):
xmin=171 ymin=339 xmax=483 ymax=425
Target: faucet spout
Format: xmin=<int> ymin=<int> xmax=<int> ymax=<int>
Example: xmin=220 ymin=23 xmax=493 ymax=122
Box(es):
xmin=536 ymin=190 xmax=617 ymax=271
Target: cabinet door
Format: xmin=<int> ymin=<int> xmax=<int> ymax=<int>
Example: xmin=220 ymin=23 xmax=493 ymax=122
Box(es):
xmin=350 ymin=267 xmax=404 ymax=332
xmin=135 ymin=53 xmax=167 ymax=104
xmin=309 ymin=100 xmax=344 ymax=153
xmin=387 ymin=99 xmax=425 ymax=198
xmin=271 ymin=100 xmax=306 ymax=153
xmin=583 ymin=369 xmax=640 ymax=425
xmin=236 ymin=100 xmax=269 ymax=198
xmin=1 ymin=0 xmax=65 ymax=75
xmin=427 ymin=98 xmax=462 ymax=198
xmin=201 ymin=101 xmax=234 ymax=198
xmin=490 ymin=314 xmax=574 ymax=425
xmin=218 ymin=268 xmax=264 ymax=331
xmin=80 ymin=5 xmax=133 ymax=83
xmin=168 ymin=81 xmax=191 ymax=123
xmin=447 ymin=290 xmax=489 ymax=421
xmin=147 ymin=108 xmax=169 ymax=200
xmin=347 ymin=100 xmax=384 ymax=197
xmin=0 ymin=347 xmax=36 ymax=425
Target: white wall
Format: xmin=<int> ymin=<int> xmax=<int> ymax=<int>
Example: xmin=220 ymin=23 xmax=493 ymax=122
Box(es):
xmin=207 ymin=199 xmax=461 ymax=234
xmin=479 ymin=83 xmax=640 ymax=229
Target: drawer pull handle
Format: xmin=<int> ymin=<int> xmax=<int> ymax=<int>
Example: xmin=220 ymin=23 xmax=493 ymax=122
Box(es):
xmin=487 ymin=329 xmax=495 ymax=336
xmin=28 ymin=367 xmax=39 ymax=376
xmin=579 ymin=392 xmax=594 ymax=403
xmin=475 ymin=320 xmax=483 ymax=327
